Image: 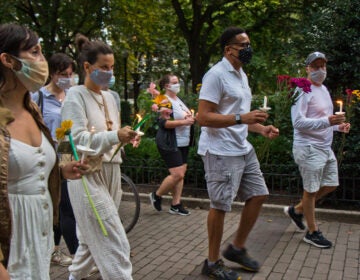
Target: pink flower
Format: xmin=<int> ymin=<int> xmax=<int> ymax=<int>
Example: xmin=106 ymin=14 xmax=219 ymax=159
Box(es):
xmin=147 ymin=82 xmax=160 ymax=98
xmin=151 ymin=104 xmax=159 ymax=112
xmin=290 ymin=78 xmax=312 ymax=93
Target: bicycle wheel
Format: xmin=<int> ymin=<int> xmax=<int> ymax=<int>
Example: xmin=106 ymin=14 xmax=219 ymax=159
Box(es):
xmin=119 ymin=173 xmax=141 ymax=233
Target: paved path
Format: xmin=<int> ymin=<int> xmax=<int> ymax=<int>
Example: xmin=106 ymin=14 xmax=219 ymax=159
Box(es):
xmin=51 ymin=198 xmax=360 ymax=280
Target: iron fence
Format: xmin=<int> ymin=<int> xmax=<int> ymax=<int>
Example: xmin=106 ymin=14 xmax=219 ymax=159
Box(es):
xmin=121 ymin=159 xmax=360 ymax=209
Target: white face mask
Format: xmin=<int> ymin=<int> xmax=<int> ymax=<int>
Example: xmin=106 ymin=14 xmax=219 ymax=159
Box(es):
xmin=168 ymin=83 xmax=180 ymax=94
xmin=56 ymin=77 xmax=73 ymax=90
xmin=310 ymin=69 xmax=327 ymax=84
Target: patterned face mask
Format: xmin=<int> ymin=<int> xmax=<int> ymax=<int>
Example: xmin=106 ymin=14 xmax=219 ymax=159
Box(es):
xmin=56 ymin=77 xmax=73 ymax=90
xmin=237 ymin=47 xmax=253 ymax=65
xmin=89 ymin=69 xmax=113 ymax=87
xmin=12 ymin=57 xmax=49 ymax=92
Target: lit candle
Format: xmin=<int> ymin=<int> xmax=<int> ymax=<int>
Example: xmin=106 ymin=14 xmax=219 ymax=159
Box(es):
xmin=190 ymin=109 xmax=195 ymax=118
xmin=86 ymin=126 xmax=96 ymax=148
xmin=263 ymin=96 xmax=268 ymax=108
xmin=133 ymin=114 xmax=151 ymax=131
xmin=336 ymin=101 xmax=343 ymax=113
xmin=135 ymin=114 xmax=142 ymax=132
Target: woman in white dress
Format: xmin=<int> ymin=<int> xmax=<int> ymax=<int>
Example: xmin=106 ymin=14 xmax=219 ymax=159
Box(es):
xmin=62 ymin=34 xmax=138 ymax=280
xmin=0 ymin=23 xmax=89 ymax=280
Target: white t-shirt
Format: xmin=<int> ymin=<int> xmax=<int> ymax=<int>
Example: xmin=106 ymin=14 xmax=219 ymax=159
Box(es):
xmin=198 ymin=57 xmax=253 ymax=156
xmin=291 ymin=84 xmax=339 ymax=149
xmin=166 ymin=95 xmax=191 ymax=147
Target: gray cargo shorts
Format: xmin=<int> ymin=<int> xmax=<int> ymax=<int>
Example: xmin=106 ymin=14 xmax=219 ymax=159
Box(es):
xmin=293 ymin=145 xmax=339 ymax=193
xmin=201 ymin=148 xmax=269 ymax=212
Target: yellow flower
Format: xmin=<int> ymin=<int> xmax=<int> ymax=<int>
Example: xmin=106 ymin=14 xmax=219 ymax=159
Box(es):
xmin=153 ymin=94 xmax=171 ymax=108
xmin=61 ymin=120 xmax=73 ymax=131
xmin=56 ymin=120 xmax=73 ymax=140
xmin=56 ymin=128 xmax=66 ymax=141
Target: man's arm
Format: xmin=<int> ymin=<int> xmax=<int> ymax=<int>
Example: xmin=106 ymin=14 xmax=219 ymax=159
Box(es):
xmin=249 ymin=123 xmax=279 ymax=139
xmin=197 ymin=100 xmax=269 ymax=128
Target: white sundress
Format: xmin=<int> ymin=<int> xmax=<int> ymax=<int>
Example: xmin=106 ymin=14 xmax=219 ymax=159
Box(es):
xmin=7 ymin=133 xmax=56 ymax=280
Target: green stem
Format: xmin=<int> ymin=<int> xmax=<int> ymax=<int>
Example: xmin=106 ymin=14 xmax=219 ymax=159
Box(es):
xmin=67 ymin=132 xmax=108 ymax=236
xmin=133 ymin=114 xmax=151 ymax=131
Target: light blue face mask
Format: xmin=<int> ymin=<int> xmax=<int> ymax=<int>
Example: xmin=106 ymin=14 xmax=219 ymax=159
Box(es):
xmin=56 ymin=77 xmax=73 ymax=90
xmin=90 ymin=69 xmax=113 ymax=86
xmin=108 ymin=75 xmax=116 ymax=88
xmin=73 ymin=74 xmax=79 ymax=85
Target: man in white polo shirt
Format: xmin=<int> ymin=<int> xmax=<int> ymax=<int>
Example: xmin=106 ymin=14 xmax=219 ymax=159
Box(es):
xmin=197 ymin=26 xmax=279 ymax=280
xmin=284 ymin=51 xmax=350 ymax=249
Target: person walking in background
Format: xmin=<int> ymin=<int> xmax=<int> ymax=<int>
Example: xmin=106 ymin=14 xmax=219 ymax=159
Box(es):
xmin=62 ymin=34 xmax=138 ymax=280
xmin=284 ymin=51 xmax=350 ymax=248
xmin=32 ymin=52 xmax=78 ymax=266
xmin=197 ymin=26 xmax=279 ymax=279
xmin=0 ymin=23 xmax=89 ymax=280
xmin=149 ymin=74 xmax=195 ymax=216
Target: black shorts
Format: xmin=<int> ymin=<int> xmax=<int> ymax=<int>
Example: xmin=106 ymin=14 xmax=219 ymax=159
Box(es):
xmin=158 ymin=146 xmax=189 ymax=168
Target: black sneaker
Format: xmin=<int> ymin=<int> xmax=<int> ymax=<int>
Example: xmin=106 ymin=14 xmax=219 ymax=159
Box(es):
xmin=149 ymin=192 xmax=162 ymax=211
xmin=222 ymin=244 xmax=260 ymax=272
xmin=284 ymin=206 xmax=306 ymax=230
xmin=169 ymin=203 xmax=191 ymax=216
xmin=303 ymin=230 xmax=332 ymax=248
xmin=201 ymin=259 xmax=241 ymax=280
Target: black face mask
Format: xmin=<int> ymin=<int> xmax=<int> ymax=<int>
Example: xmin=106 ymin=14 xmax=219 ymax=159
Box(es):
xmin=237 ymin=47 xmax=253 ymax=65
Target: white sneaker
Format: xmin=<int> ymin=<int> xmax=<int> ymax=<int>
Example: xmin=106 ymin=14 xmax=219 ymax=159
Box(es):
xmin=51 ymin=249 xmax=73 ymax=266
xmin=88 ymin=265 xmax=99 ymax=277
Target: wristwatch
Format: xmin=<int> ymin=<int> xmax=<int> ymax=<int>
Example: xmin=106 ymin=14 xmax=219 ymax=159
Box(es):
xmin=235 ymin=113 xmax=242 ymax=124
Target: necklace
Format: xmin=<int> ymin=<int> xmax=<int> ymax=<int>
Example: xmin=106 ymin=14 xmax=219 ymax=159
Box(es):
xmin=87 ymin=88 xmax=113 ymax=131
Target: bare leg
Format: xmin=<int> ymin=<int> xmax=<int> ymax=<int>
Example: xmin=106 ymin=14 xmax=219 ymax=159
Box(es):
xmin=171 ymin=164 xmax=187 ymax=205
xmin=302 ymin=190 xmax=317 ymax=232
xmin=208 ymin=208 xmax=226 ymax=262
xmin=295 ymin=186 xmax=336 ymax=214
xmin=233 ymin=195 xmax=267 ymax=248
xmin=156 ymin=165 xmax=185 ymax=202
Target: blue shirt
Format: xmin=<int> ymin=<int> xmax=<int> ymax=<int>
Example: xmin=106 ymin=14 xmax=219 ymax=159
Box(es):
xmin=31 ymin=87 xmax=63 ymax=142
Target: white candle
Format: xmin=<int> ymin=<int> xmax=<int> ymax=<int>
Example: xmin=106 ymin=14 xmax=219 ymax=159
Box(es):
xmin=337 ymin=101 xmax=343 ymax=113
xmin=135 ymin=114 xmax=142 ymax=132
xmin=263 ymin=96 xmax=268 ymax=108
xmin=87 ymin=126 xmax=96 ymax=148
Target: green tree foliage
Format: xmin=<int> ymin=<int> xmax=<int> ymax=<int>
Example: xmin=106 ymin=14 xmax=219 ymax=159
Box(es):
xmin=294 ymin=0 xmax=360 ymax=93
xmin=0 ymin=0 xmax=112 ymax=58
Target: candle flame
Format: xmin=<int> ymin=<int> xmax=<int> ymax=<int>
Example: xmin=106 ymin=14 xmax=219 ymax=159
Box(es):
xmin=136 ymin=114 xmax=142 ymax=123
xmin=190 ymin=109 xmax=195 ymax=116
xmin=336 ymin=100 xmax=343 ymax=105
